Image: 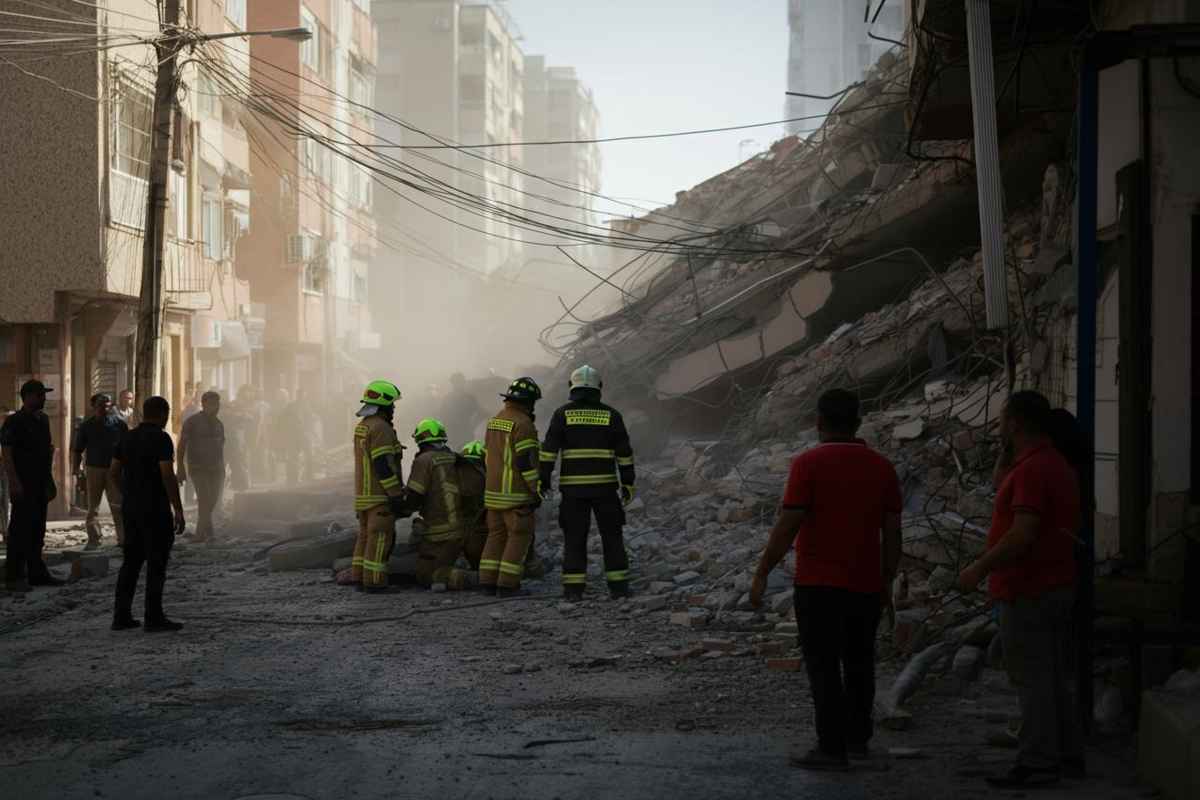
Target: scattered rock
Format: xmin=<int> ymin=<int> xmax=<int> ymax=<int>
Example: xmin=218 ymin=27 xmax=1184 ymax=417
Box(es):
xmin=673 ymin=571 xmax=702 ymax=586
xmin=893 ymin=418 xmax=925 ymax=441
xmin=502 ymin=663 xmax=522 ymax=675
xmin=636 ymin=595 xmax=668 ymax=612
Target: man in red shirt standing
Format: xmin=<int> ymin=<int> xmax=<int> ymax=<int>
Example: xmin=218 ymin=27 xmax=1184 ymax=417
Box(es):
xmin=751 ymin=389 xmax=903 ymax=770
xmin=958 ymin=390 xmax=1084 ymax=788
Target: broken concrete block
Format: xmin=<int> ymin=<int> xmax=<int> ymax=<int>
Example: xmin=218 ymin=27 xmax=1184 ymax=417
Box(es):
xmin=66 ymin=553 xmax=110 ymax=580
xmin=670 ymin=609 xmax=709 ymax=628
xmin=770 ymin=590 xmax=793 ymax=616
xmin=893 ymin=418 xmax=925 ymax=441
xmin=952 ymin=645 xmax=985 ymax=681
xmin=767 ymin=657 xmax=803 ymax=672
xmin=673 ymin=570 xmax=702 ymax=586
xmin=1137 ymin=688 xmax=1200 ymax=800
xmin=636 ymin=595 xmax=668 ymax=612
xmin=649 ymin=580 xmax=675 ymax=594
xmin=268 ymin=530 xmax=358 ymax=572
xmin=687 ymin=594 xmax=707 ymax=606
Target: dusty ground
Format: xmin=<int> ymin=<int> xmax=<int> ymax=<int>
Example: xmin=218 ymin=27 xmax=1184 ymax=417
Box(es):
xmin=1 ymin=514 xmax=1149 ymax=800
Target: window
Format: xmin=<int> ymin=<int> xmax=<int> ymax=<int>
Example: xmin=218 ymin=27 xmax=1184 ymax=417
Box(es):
xmin=110 ymin=74 xmax=152 ymax=176
xmin=353 ymin=166 xmax=372 ymax=210
xmin=202 ymin=194 xmax=223 ymax=260
xmin=225 ymin=0 xmax=246 ymax=29
xmin=303 ymin=257 xmax=325 ymax=294
xmin=460 ymin=74 xmax=484 ymax=107
xmin=488 ymin=30 xmax=502 ymax=64
xmin=349 ymin=60 xmax=373 ymax=107
xmin=300 ymin=8 xmax=319 ymax=71
xmin=198 ymin=72 xmax=218 ymax=117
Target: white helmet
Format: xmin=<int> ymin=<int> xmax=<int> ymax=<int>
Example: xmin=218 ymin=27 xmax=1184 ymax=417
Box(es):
xmin=569 ymin=365 xmax=602 ymax=392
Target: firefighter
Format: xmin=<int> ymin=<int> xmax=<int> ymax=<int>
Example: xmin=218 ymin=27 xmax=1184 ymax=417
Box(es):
xmin=539 ymin=365 xmax=636 ymax=600
xmin=456 ymin=440 xmax=489 ymax=571
xmin=351 ymin=380 xmax=405 ymax=592
xmin=481 ymin=377 xmax=542 ymax=596
xmin=395 ymin=419 xmax=474 ymax=590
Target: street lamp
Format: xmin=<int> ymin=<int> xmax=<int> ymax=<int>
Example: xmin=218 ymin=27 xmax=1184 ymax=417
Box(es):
xmin=134 ymin=3 xmax=310 ymax=404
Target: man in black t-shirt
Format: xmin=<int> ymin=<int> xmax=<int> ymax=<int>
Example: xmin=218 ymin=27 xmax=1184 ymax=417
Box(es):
xmin=110 ymin=396 xmax=186 ymax=632
xmin=1 ymin=380 xmax=61 ymax=591
xmin=72 ymin=393 xmax=128 ymax=548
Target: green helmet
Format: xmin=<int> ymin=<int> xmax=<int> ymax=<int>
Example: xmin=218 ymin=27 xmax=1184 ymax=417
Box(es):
xmin=461 ymin=440 xmax=485 ymax=462
xmin=361 ymin=380 xmax=401 ymax=407
xmin=501 ymin=376 xmax=542 ymax=404
xmin=413 ymin=417 xmax=448 ymax=445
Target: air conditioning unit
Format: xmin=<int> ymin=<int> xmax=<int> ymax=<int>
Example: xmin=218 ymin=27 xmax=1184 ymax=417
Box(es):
xmin=285 ymin=233 xmax=313 ymax=264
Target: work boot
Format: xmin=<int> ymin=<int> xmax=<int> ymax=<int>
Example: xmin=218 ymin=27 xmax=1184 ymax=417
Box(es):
xmin=144 ymin=618 xmax=184 ymax=633
xmin=524 ymin=558 xmax=546 ymax=579
xmin=562 ymin=586 xmax=584 ymax=602
xmin=29 ymin=572 xmax=66 ymax=587
xmin=111 ymin=616 xmax=141 ymax=631
xmin=4 ymin=577 xmax=32 ymax=594
xmin=362 ymin=585 xmax=403 ymax=595
xmin=481 ymin=584 xmax=498 ymax=596
xmin=608 ymin=582 xmax=631 ymax=599
xmin=84 ymin=535 xmax=101 ymax=551
xmin=496 ymin=586 xmax=519 ymax=599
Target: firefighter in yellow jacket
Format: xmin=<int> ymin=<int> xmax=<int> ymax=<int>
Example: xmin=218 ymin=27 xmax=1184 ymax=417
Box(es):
xmin=457 ymin=440 xmax=489 ymax=570
xmin=351 ymin=380 xmax=405 ymax=592
xmin=481 ymin=377 xmax=542 ymax=596
xmin=395 ymin=418 xmax=475 ymax=590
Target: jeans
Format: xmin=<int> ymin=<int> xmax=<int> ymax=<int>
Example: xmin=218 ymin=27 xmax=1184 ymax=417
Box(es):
xmin=794 ymin=585 xmax=883 ymax=757
xmin=998 ymin=586 xmax=1083 ymax=770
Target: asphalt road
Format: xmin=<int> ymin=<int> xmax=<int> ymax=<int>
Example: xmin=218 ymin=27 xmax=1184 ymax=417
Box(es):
xmin=0 ymin=532 xmax=1145 ymax=800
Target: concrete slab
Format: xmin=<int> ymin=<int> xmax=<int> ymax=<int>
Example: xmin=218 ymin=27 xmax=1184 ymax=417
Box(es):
xmin=1138 ymin=687 xmax=1200 ymax=800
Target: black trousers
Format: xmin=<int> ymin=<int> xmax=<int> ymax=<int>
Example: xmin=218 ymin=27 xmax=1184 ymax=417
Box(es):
xmin=794 ymin=585 xmax=882 ymax=757
xmin=5 ymin=491 xmax=50 ymax=583
xmin=114 ymin=511 xmax=175 ymax=622
xmin=559 ymin=492 xmax=628 ymax=590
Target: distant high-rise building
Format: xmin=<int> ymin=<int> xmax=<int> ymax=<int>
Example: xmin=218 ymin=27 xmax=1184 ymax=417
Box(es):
xmin=783 ymin=0 xmax=903 ymax=136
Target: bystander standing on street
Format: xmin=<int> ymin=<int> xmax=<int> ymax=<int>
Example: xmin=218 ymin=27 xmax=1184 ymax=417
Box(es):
xmin=113 ymin=389 xmax=138 ymax=428
xmin=0 ymin=403 xmax=11 ymax=544
xmin=1 ymin=380 xmax=64 ymax=591
xmin=71 ymin=393 xmax=128 ymax=549
xmin=751 ymin=388 xmax=902 ymax=771
xmin=110 ymin=395 xmax=185 ymax=632
xmin=177 ymin=391 xmax=225 ymax=543
xmin=957 ymin=390 xmax=1084 ymax=788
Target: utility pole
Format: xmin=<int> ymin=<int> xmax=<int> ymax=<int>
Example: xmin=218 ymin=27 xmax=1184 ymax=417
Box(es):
xmin=133 ymin=0 xmax=182 ymax=406
xmin=132 ymin=4 xmax=310 ymax=404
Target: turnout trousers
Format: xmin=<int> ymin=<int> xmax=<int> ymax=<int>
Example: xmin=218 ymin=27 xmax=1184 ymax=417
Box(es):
xmin=84 ymin=465 xmax=125 ymax=546
xmin=462 ymin=521 xmax=489 ymax=570
xmin=113 ymin=511 xmax=175 ymax=623
xmin=480 ymin=507 xmax=534 ymax=590
xmin=352 ymin=506 xmax=396 ymax=588
xmin=559 ymin=492 xmax=628 ymax=594
xmin=415 ymin=537 xmax=471 ymax=590
xmin=795 ymin=585 xmax=882 ymax=759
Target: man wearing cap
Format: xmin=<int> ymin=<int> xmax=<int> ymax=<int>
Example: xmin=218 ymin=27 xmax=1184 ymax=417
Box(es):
xmin=1 ymin=380 xmax=63 ymax=591
xmin=72 ymin=393 xmax=129 ymax=549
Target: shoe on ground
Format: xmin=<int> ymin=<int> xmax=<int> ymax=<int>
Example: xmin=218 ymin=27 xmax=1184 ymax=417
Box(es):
xmin=847 ymin=744 xmax=870 ymax=760
xmin=496 ymin=586 xmax=519 ymax=598
xmin=144 ymin=619 xmax=184 ymax=633
xmin=481 ymin=585 xmax=498 ymax=596
xmin=29 ymin=573 xmax=66 ymax=587
xmin=4 ymin=578 xmax=32 ymax=594
xmin=84 ymin=538 xmax=100 ymax=551
xmin=789 ymin=748 xmax=849 ymax=772
xmin=608 ymin=584 xmax=631 ymax=600
xmin=362 ymin=585 xmax=403 ymax=594
xmin=111 ymin=617 xmax=141 ymax=631
xmin=985 ymin=764 xmax=1060 ymax=788
xmin=1061 ymin=757 xmax=1086 ymax=780
xmin=562 ymin=588 xmax=584 ymax=602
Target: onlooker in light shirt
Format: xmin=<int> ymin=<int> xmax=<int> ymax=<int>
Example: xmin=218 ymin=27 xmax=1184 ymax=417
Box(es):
xmin=751 ymin=388 xmax=902 ymax=771
xmin=114 ymin=389 xmax=138 ymax=428
xmin=72 ymin=393 xmax=128 ymax=548
xmin=958 ymin=390 xmax=1083 ymax=788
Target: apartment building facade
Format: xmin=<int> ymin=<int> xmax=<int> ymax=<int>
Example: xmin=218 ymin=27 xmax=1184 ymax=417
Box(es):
xmin=0 ymin=0 xmax=252 ymax=516
xmin=240 ymin=0 xmax=379 ymax=401
xmin=782 ymin=0 xmax=904 ymax=135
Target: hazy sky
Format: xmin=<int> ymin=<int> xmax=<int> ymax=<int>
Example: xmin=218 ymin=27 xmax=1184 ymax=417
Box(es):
xmin=505 ymin=0 xmax=789 ymax=219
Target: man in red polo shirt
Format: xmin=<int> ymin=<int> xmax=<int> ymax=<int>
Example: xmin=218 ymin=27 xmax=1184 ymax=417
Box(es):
xmin=751 ymin=388 xmax=902 ymax=771
xmin=958 ymin=390 xmax=1083 ymax=788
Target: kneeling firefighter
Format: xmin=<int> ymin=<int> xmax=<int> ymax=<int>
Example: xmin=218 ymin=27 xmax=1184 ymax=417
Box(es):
xmin=351 ymin=380 xmax=406 ymax=592
xmin=481 ymin=377 xmax=542 ymax=596
xmin=456 ymin=440 xmax=490 ymax=570
xmin=395 ymin=419 xmax=474 ymax=590
xmin=539 ymin=365 xmax=636 ymax=599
